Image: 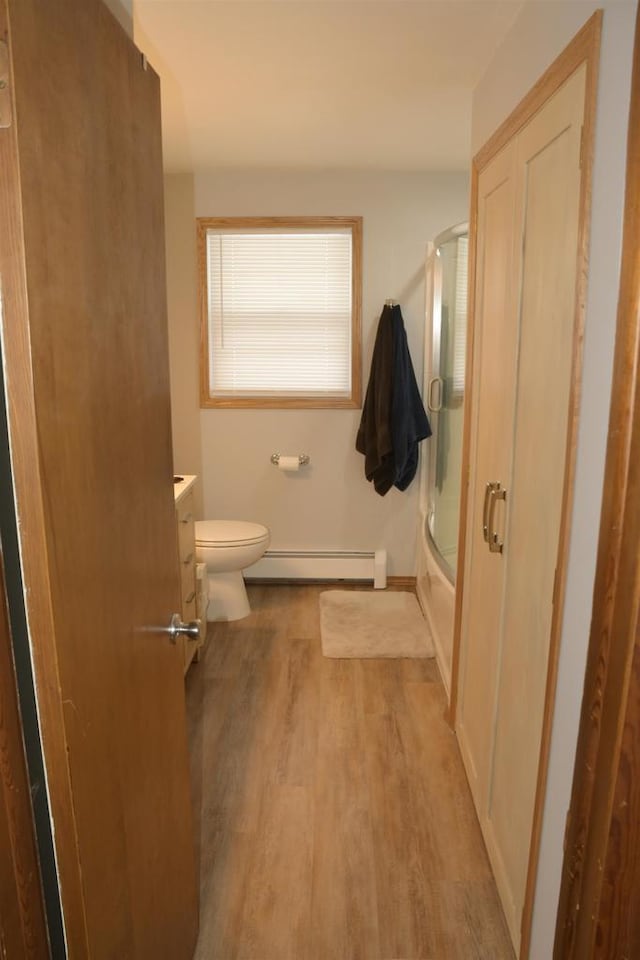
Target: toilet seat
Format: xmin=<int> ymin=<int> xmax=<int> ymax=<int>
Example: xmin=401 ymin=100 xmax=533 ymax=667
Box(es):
xmin=195 ymin=520 xmax=269 ymax=549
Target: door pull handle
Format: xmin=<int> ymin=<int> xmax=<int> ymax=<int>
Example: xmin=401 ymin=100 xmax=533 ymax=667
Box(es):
xmin=482 ymin=481 xmax=495 ymax=542
xmin=488 ymin=484 xmax=507 ymax=554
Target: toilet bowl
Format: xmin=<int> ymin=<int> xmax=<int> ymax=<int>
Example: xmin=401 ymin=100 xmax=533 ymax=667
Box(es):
xmin=195 ymin=520 xmax=270 ymax=622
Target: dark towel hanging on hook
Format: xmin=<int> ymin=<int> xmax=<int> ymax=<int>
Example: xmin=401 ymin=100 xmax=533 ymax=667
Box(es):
xmin=356 ymin=302 xmax=431 ymax=496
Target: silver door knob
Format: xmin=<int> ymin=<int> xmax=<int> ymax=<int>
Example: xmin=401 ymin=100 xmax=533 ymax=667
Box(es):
xmin=166 ymin=613 xmax=201 ymax=644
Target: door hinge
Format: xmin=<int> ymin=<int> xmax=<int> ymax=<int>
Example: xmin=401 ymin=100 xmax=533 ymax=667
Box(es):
xmin=0 ymin=39 xmax=12 ymax=129
xmin=579 ymin=124 xmax=584 ymax=170
xmin=552 ymin=567 xmax=559 ymax=607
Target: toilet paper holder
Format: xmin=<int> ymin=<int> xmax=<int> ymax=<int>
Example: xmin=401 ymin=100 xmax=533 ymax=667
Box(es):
xmin=270 ymin=453 xmax=310 ymax=466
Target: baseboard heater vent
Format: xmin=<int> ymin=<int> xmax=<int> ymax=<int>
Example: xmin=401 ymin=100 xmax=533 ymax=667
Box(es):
xmin=246 ymin=548 xmax=387 ymax=589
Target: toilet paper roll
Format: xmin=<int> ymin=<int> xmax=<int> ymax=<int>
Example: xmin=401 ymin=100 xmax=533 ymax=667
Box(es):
xmin=278 ymin=456 xmax=300 ymax=472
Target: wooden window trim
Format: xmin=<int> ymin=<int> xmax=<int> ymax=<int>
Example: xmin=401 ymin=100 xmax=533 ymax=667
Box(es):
xmin=197 ymin=215 xmax=363 ymax=410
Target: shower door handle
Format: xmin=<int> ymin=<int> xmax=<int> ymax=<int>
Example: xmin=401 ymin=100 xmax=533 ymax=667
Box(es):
xmin=488 ymin=484 xmax=507 ymax=554
xmin=427 ymin=377 xmax=443 ymax=412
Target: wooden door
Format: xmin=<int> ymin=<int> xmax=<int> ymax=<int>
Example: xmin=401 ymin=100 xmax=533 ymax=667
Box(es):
xmin=485 ymin=65 xmax=586 ymax=948
xmin=456 ymin=62 xmax=588 ymax=955
xmin=456 ymin=140 xmax=519 ymax=814
xmin=0 ymin=0 xmax=198 ymax=956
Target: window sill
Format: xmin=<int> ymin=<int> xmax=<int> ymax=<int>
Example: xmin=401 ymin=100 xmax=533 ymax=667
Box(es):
xmin=200 ymin=394 xmax=362 ymax=410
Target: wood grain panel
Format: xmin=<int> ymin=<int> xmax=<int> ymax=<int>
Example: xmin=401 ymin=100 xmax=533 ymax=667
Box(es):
xmin=555 ymin=6 xmax=640 ymax=956
xmin=239 ymin=784 xmax=314 ymax=959
xmin=595 ymin=638 xmax=640 ymax=958
xmin=455 ymin=141 xmax=519 ymax=826
xmin=482 ymin=68 xmax=586 ymax=950
xmin=1 ymin=0 xmax=198 ymax=954
xmin=364 ymin=707 xmax=436 ymax=958
xmin=448 ymin=14 xmax=601 ymax=958
xmin=311 ymin=655 xmax=379 ymax=959
xmin=402 ymin=679 xmax=514 ymax=958
xmin=387 ymin=575 xmax=417 ymax=589
xmin=0 ymin=0 xmax=89 ymax=950
xmin=0 ymin=552 xmax=48 ymax=958
xmin=450 ymin=11 xmax=602 ymax=731
xmin=188 ymin=583 xmax=514 ymax=959
xmin=245 ymin=576 xmax=417 ymax=589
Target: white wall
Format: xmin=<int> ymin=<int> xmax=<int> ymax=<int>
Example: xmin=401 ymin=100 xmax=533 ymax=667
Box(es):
xmin=472 ymin=3 xmax=637 ymax=956
xmin=166 ymin=169 xmax=468 ymax=575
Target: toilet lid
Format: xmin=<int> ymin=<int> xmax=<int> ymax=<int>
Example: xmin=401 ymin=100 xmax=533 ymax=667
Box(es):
xmin=195 ymin=520 xmax=270 ymax=548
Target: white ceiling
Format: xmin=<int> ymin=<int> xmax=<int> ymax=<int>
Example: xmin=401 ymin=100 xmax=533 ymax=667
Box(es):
xmin=133 ymin=1 xmax=524 ymax=173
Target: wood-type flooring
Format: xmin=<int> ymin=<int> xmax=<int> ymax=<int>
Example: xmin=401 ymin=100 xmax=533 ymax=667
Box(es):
xmin=186 ymin=584 xmax=514 ymax=960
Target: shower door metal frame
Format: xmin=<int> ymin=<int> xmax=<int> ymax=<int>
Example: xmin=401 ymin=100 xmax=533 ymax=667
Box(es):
xmin=424 ymin=221 xmax=469 ymax=587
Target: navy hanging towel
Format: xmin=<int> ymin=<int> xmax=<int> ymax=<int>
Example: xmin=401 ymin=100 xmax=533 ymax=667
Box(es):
xmin=356 ymin=303 xmax=431 ymax=496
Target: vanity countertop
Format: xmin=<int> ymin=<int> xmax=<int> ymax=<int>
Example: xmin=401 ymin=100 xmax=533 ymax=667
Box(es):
xmin=173 ymin=474 xmax=197 ymax=504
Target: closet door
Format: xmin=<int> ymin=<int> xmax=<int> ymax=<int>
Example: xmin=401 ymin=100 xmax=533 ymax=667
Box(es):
xmin=456 ymin=141 xmax=519 ymax=813
xmin=486 ymin=64 xmax=586 ymax=945
xmin=456 ymin=63 xmax=587 ymax=954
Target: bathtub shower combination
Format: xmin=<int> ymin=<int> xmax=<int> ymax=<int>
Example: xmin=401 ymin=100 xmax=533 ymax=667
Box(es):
xmin=416 ymin=223 xmax=468 ymax=694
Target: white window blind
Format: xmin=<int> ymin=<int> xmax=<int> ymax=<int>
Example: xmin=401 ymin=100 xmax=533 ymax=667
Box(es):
xmin=205 ymin=228 xmax=353 ymax=398
xmin=452 ymin=236 xmax=468 ymax=394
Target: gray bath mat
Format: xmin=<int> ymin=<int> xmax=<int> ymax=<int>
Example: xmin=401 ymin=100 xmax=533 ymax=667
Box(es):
xmin=319 ymin=590 xmax=434 ymax=659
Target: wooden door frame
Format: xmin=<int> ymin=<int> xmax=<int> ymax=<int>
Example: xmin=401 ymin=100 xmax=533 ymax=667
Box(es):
xmin=0 ymin=545 xmax=49 ymax=956
xmin=447 ymin=13 xmax=602 ymax=958
xmin=0 ymin=1 xmax=89 ymax=952
xmin=554 ymin=5 xmax=640 ymax=956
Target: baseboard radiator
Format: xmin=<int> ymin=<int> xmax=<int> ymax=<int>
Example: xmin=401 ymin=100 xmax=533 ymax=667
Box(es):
xmin=246 ymin=548 xmax=387 ymax=589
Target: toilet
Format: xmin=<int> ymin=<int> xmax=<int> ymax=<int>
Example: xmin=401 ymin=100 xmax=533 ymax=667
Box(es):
xmin=195 ymin=520 xmax=270 ymax=622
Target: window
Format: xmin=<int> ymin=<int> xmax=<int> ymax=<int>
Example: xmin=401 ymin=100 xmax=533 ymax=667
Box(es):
xmin=198 ymin=217 xmax=362 ymax=408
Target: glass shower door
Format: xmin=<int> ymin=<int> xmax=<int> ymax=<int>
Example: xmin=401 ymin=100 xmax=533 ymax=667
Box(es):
xmin=426 ymin=225 xmax=468 ymax=582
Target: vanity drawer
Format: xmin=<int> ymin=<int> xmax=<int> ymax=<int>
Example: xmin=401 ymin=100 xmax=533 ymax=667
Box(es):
xmin=177 ymin=491 xmax=195 ymax=558
xmin=174 ymin=481 xmax=202 ymax=675
xmin=180 ymin=556 xmax=196 ymax=606
xmin=182 ymin=589 xmax=197 ymax=622
xmin=176 ymin=489 xmax=194 ymax=526
xmin=181 ymin=591 xmax=199 ymax=671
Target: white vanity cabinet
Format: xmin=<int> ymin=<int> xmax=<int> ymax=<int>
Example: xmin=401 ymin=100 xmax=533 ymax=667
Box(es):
xmin=174 ymin=476 xmax=202 ymax=673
